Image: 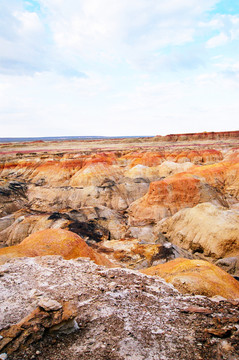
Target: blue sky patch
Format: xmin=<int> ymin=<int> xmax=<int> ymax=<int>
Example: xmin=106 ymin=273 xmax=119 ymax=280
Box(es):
xmin=213 ymin=0 xmax=239 ymax=15
xmin=24 ymin=0 xmax=41 ymax=13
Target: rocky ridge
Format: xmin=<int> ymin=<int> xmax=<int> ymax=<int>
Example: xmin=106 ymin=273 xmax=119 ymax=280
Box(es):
xmin=0 ymin=256 xmax=239 ymax=360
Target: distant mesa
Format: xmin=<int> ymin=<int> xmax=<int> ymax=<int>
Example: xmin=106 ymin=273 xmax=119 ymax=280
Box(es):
xmin=155 ymin=130 xmax=239 ymax=141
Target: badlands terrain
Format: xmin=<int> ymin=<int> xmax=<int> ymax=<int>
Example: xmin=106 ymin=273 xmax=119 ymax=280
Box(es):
xmin=0 ymin=131 xmax=239 ymax=359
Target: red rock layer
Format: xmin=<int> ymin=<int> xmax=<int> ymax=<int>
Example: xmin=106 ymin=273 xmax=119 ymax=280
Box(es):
xmin=121 ymin=149 xmax=223 ymax=167
xmin=128 ymin=173 xmax=227 ymax=224
xmin=156 ymin=130 xmax=239 ymax=142
xmin=82 ymin=152 xmax=117 ymax=168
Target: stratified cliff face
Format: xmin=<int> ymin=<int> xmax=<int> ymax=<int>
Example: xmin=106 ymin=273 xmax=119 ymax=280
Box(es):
xmin=155 ymin=130 xmax=239 ymax=142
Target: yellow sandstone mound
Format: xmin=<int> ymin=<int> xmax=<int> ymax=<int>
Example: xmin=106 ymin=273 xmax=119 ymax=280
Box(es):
xmin=69 ymin=162 xmax=123 ymax=187
xmin=125 ymin=161 xmax=194 ymax=181
xmin=0 ymin=228 xmax=114 ymax=267
xmin=156 ymin=202 xmax=239 ymax=259
xmin=141 ymin=258 xmax=239 ymax=300
xmin=0 ymin=213 xmax=71 ymax=247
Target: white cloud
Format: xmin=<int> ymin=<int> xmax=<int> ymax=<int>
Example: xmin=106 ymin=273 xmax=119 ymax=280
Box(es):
xmin=206 ymin=32 xmax=229 ymax=47
xmin=0 ymin=67 xmax=238 ymax=137
xmin=203 ymin=14 xmax=239 ymax=48
xmin=0 ymin=2 xmax=48 ymax=74
xmin=195 ymin=59 xmax=239 ymax=91
xmin=37 ymin=0 xmax=218 ymax=67
xmin=0 ymin=0 xmax=221 ymax=74
xmin=0 ymin=0 xmax=239 ymax=137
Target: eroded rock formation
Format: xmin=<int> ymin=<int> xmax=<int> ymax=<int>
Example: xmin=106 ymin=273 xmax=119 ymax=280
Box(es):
xmin=0 ymin=228 xmax=113 ymax=267
xmin=128 ymin=174 xmax=227 ymax=225
xmin=0 ymin=133 xmax=239 ymax=359
xmin=141 ymin=258 xmax=239 ymax=299
xmin=155 ymin=203 xmax=239 ymax=260
xmin=155 ymin=130 xmax=239 ymax=142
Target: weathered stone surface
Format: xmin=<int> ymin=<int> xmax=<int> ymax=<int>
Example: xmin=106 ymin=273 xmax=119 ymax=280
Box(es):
xmin=101 ymin=239 xmax=195 ymax=269
xmin=0 ymin=256 xmax=239 ymax=359
xmin=0 ymin=299 xmax=77 ymax=355
xmin=38 ymin=299 xmax=62 ymax=311
xmin=156 ymin=203 xmax=239 ymax=259
xmin=141 ymin=258 xmax=239 ymax=299
xmin=215 ymin=256 xmax=239 ymax=276
xmin=128 ymin=175 xmax=227 ymax=225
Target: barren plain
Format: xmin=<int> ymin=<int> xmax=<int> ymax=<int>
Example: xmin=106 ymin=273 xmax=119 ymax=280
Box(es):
xmin=0 ymin=131 xmax=239 ymax=359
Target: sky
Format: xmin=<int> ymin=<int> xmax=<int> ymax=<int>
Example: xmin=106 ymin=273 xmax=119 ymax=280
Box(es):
xmin=0 ymin=0 xmax=239 ymax=137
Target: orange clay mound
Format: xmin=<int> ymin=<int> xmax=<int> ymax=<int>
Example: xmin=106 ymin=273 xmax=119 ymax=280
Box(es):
xmin=128 ymin=173 xmax=226 ymax=224
xmin=82 ymin=152 xmax=117 ymax=168
xmin=0 ymin=228 xmax=114 ymax=267
xmin=31 ymin=159 xmax=83 ymax=185
xmin=164 ymin=149 xmax=223 ymax=164
xmin=141 ymin=258 xmax=239 ymax=300
xmin=188 ymin=160 xmax=239 ymax=198
xmin=129 ymin=152 xmax=164 ymax=167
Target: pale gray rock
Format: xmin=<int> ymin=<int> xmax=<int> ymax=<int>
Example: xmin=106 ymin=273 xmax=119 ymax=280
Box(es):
xmin=0 ymin=256 xmax=239 ymax=360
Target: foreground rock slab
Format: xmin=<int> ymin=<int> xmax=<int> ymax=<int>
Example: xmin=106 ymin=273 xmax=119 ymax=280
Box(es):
xmin=0 ymin=256 xmax=239 ymax=360
xmin=0 ymin=301 xmax=77 ymax=355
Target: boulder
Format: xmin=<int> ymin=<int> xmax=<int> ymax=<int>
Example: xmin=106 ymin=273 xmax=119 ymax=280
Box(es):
xmin=215 ymin=256 xmax=239 ymax=276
